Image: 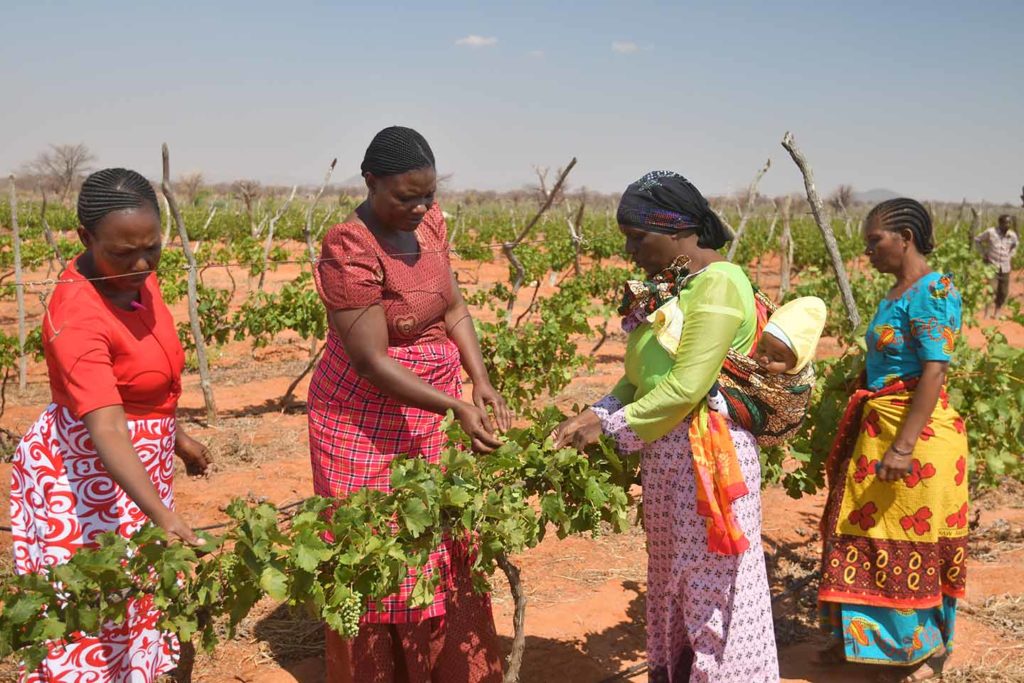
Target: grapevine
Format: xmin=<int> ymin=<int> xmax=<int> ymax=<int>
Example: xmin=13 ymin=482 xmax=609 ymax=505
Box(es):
xmin=0 ymin=411 xmax=640 ymax=674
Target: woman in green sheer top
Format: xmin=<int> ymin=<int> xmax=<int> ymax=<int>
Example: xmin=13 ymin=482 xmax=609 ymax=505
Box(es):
xmin=554 ymin=171 xmax=779 ymax=682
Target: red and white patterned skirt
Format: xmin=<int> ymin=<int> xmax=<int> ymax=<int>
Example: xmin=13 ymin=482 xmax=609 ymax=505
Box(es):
xmin=307 ymin=333 xmax=462 ymax=623
xmin=9 ymin=404 xmax=179 ymax=682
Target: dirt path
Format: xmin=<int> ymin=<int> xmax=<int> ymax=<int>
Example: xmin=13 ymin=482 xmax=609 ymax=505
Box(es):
xmin=1 ymin=255 xmax=1023 ymax=682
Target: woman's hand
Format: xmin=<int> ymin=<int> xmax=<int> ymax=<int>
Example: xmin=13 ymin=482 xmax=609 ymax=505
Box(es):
xmin=552 ymin=409 xmax=603 ymax=451
xmin=455 ymin=404 xmax=504 ymax=453
xmin=876 ymin=446 xmax=914 ymax=482
xmin=175 ymin=431 xmax=211 ymax=477
xmin=153 ymin=508 xmax=205 ymax=546
xmin=472 ymin=381 xmax=513 ymax=432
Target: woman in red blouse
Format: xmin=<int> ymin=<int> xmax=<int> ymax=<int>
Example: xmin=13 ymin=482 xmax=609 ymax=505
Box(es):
xmin=9 ymin=168 xmax=210 ymax=681
xmin=310 ymin=127 xmax=508 ymax=682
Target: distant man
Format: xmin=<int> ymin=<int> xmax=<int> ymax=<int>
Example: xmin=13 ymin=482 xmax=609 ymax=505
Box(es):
xmin=974 ymin=214 xmax=1019 ymax=317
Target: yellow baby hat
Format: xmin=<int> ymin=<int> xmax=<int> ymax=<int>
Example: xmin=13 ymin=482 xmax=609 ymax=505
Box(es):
xmin=765 ymin=296 xmax=827 ymax=374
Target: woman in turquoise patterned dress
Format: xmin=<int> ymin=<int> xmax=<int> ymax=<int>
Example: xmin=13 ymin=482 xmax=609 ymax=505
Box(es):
xmin=818 ymin=198 xmax=968 ymax=683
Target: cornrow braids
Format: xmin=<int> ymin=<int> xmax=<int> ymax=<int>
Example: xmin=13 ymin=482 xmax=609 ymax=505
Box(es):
xmin=864 ymin=198 xmax=935 ymax=255
xmin=360 ymin=126 xmax=435 ymax=177
xmin=77 ymin=168 xmax=160 ymax=232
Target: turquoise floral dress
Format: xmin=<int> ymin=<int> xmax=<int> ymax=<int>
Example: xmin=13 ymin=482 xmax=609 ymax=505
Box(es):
xmin=822 ymin=271 xmax=964 ymax=666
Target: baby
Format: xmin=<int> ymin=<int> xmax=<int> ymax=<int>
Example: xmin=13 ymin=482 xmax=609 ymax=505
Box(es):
xmin=708 ymin=296 xmax=827 ymax=415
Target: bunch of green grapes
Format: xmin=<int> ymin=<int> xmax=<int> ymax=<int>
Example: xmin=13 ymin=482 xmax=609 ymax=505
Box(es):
xmin=324 ymin=587 xmax=364 ymax=639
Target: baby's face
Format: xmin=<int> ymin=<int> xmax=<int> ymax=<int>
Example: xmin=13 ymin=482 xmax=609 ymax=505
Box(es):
xmin=755 ymin=332 xmax=798 ymax=375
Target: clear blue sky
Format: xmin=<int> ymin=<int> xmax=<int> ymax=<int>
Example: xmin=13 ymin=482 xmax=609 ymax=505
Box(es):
xmin=2 ymin=0 xmax=1021 ymax=203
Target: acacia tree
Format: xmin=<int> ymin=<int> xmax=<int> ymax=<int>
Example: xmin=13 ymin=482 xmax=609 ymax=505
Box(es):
xmin=827 ymin=184 xmax=855 ymax=213
xmin=233 ymin=179 xmax=262 ymax=236
xmin=178 ymin=172 xmax=205 ymax=206
xmin=25 ymin=143 xmax=95 ymax=204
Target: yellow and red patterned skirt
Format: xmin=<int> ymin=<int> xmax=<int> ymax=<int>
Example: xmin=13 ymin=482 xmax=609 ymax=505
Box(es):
xmin=818 ymin=381 xmax=968 ymax=664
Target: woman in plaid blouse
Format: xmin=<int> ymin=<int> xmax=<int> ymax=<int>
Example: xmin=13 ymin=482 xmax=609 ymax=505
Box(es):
xmin=310 ymin=126 xmax=509 ymax=682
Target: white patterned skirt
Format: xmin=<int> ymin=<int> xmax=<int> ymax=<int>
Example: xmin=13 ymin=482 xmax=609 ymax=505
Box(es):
xmin=640 ymin=419 xmax=779 ymax=683
xmin=592 ymin=395 xmax=780 ymax=683
xmin=9 ymin=404 xmax=179 ymax=682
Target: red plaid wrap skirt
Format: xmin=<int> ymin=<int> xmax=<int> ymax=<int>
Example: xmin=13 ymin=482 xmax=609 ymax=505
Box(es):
xmin=307 ymin=331 xmax=462 ymax=623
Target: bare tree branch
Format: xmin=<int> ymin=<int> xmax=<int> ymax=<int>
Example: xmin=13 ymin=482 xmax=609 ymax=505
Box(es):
xmin=257 ymin=186 xmax=297 ymax=292
xmin=304 ymin=159 xmax=338 ymax=266
xmin=280 ymin=342 xmax=327 ymax=411
xmin=8 ymin=176 xmax=27 ymax=391
xmin=161 ymin=143 xmax=218 ymax=423
xmin=566 ymin=194 xmax=586 ymax=277
xmin=502 ymin=158 xmax=577 ymax=317
xmin=40 ymin=193 xmax=68 ymax=271
xmin=726 ymin=158 xmax=771 ymax=262
xmin=778 ymin=196 xmax=793 ymax=300
xmin=160 ymin=192 xmax=174 ymax=245
xmin=781 ymin=132 xmax=860 ymax=329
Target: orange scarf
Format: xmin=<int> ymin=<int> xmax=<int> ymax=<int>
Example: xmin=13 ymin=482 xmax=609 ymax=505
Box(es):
xmin=688 ymin=402 xmax=750 ymax=554
xmin=683 ymin=288 xmax=778 ymax=555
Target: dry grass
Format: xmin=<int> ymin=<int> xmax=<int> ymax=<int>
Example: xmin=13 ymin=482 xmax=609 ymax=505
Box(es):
xmin=969 ymin=518 xmax=1024 ymax=562
xmin=960 ymin=594 xmax=1024 ymax=640
xmin=973 ymin=478 xmax=1024 ymax=511
xmin=766 ymin=532 xmax=821 ymax=647
xmin=944 ymin=594 xmax=1024 ymax=682
xmin=944 ymin=660 xmax=1024 ymax=682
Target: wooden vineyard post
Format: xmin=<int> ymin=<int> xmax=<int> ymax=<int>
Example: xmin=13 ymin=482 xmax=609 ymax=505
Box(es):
xmin=502 ymin=158 xmax=576 ymax=319
xmin=8 ymin=175 xmax=27 ymax=391
xmin=304 ymin=158 xmax=337 ymax=266
xmin=40 ymin=194 xmax=68 ymax=272
xmin=257 ymin=186 xmax=297 ymax=292
xmin=160 ymin=193 xmax=173 ymax=245
xmin=778 ymin=195 xmax=793 ymax=300
xmin=754 ymin=210 xmax=779 ymax=286
xmin=726 ymin=158 xmax=771 ymax=263
xmin=567 ymin=195 xmax=585 ymax=277
xmin=277 ymin=158 xmax=339 ymax=410
xmin=781 ymin=132 xmax=861 ymax=329
xmin=161 ymin=144 xmax=218 ymax=423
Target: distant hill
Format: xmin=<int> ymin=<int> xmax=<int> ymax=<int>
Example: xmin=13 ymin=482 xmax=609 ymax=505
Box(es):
xmin=338 ymin=173 xmax=364 ymax=189
xmin=853 ymin=188 xmax=901 ymax=204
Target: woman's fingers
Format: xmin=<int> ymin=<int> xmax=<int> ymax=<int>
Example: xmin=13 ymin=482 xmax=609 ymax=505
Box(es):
xmin=572 ymin=430 xmax=596 ymax=452
xmin=178 ymin=528 xmax=204 ymax=546
xmin=162 ymin=513 xmax=205 ymax=547
xmin=475 ymin=390 xmax=513 ymax=433
xmin=475 ymin=428 xmax=503 ymax=449
xmin=187 ymin=448 xmax=211 ymax=476
xmin=478 ymin=408 xmax=496 ymax=435
xmin=470 ymin=429 xmax=502 ymax=453
xmin=493 ymin=398 xmax=513 ymax=432
xmin=551 ymin=419 xmax=578 ymax=449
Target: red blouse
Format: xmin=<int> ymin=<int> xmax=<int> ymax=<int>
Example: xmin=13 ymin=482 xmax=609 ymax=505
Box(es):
xmin=43 ymin=257 xmax=185 ymax=420
xmin=315 ymin=204 xmax=454 ymax=346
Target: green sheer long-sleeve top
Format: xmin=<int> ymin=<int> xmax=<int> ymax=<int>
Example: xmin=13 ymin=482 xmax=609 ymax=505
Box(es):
xmin=609 ymin=262 xmax=757 ymax=443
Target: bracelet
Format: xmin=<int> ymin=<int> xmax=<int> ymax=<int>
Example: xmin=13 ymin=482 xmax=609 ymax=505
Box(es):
xmin=890 ymin=444 xmax=914 ymax=456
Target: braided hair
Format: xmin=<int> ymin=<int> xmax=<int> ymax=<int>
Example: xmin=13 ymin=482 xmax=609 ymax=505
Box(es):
xmin=77 ymin=168 xmax=160 ymax=232
xmin=864 ymin=198 xmax=934 ymax=255
xmin=360 ymin=126 xmax=435 ymax=177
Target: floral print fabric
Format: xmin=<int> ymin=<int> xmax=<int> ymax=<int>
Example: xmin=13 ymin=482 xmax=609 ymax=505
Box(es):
xmin=865 ymin=272 xmax=961 ymax=391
